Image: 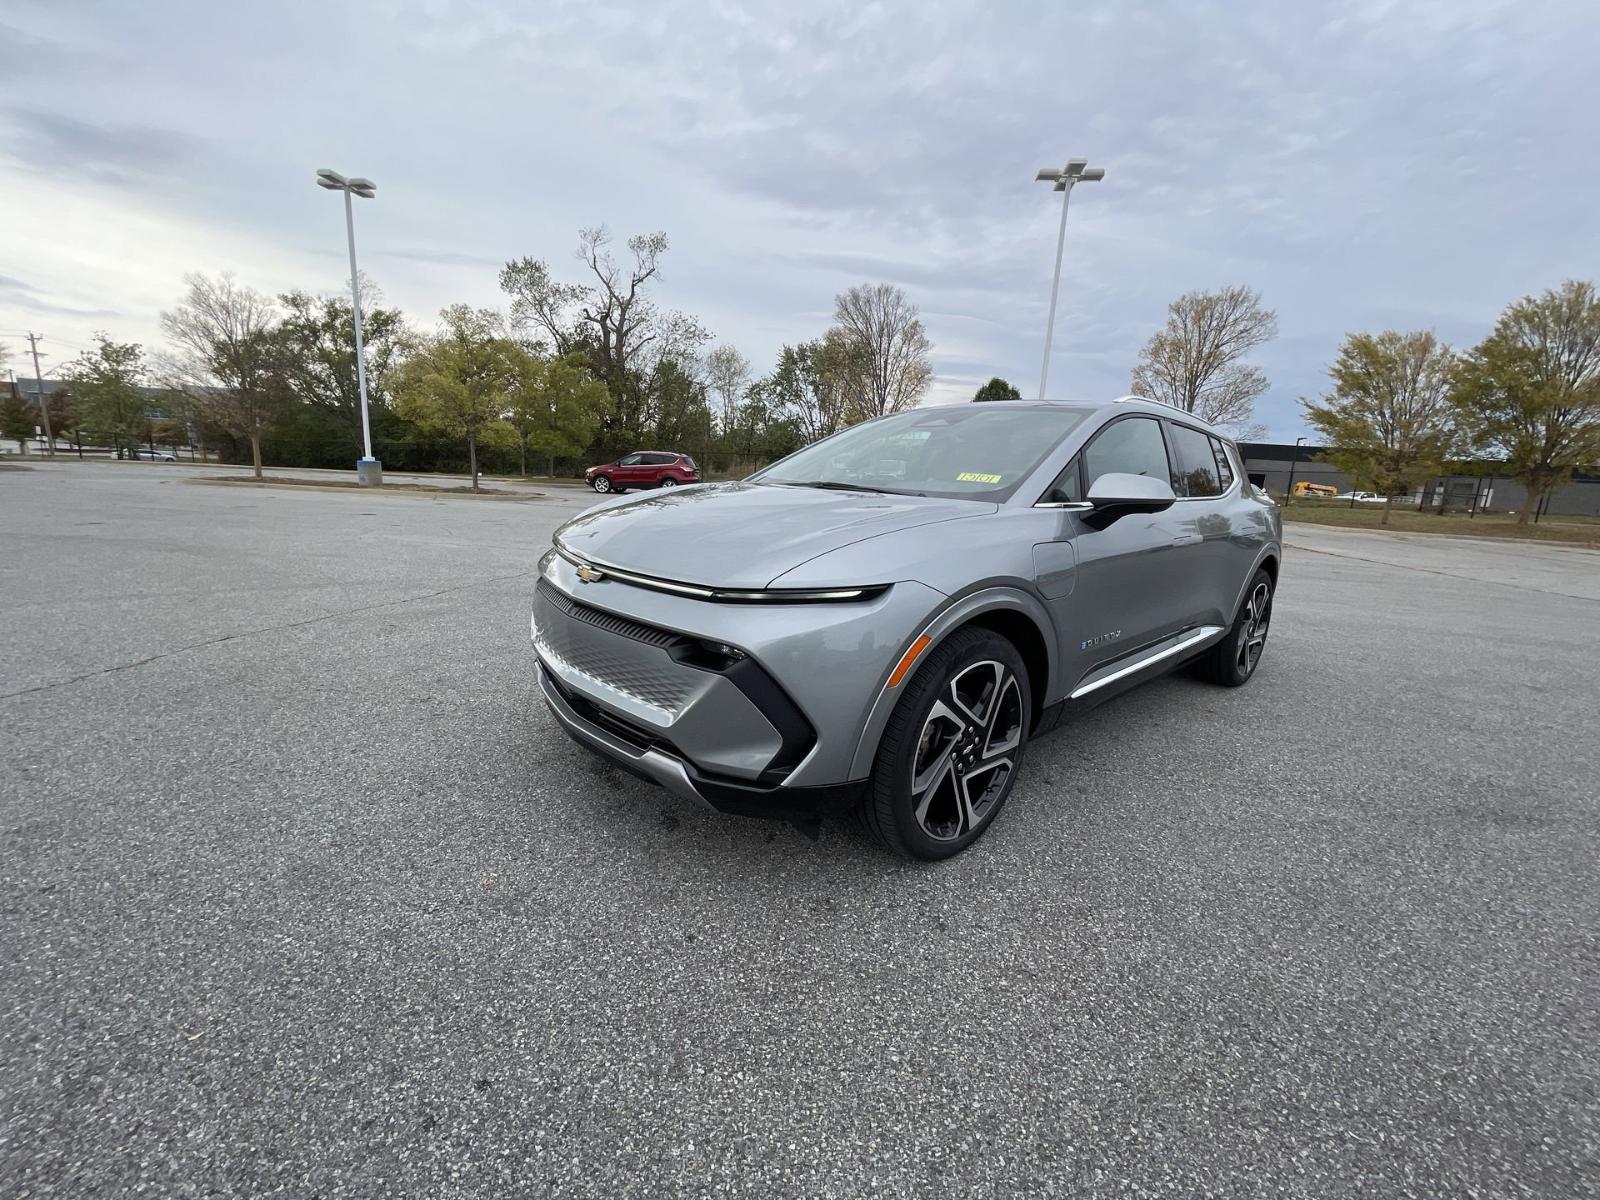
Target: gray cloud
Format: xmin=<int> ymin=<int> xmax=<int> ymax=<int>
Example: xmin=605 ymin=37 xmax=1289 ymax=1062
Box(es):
xmin=2 ymin=0 xmax=1597 ymax=436
xmin=0 ymin=273 xmax=118 ymax=319
xmin=2 ymin=108 xmax=201 ymax=186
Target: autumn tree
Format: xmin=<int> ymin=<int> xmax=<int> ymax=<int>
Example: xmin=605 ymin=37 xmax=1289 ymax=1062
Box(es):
xmin=161 ymin=274 xmax=286 ymax=478
xmin=63 ymin=336 xmax=149 ymax=456
xmin=973 ymin=377 xmax=1021 ymax=403
xmin=1452 ymin=280 xmax=1600 ymax=523
xmin=503 ymin=350 xmax=610 ymax=477
xmin=1301 ymin=331 xmax=1459 ymax=525
xmin=830 ymin=283 xmax=932 ymax=419
xmin=1131 ymin=285 xmax=1277 ymax=435
xmin=392 ymin=306 xmax=513 ymax=491
xmin=1 ymin=388 xmax=38 ymax=452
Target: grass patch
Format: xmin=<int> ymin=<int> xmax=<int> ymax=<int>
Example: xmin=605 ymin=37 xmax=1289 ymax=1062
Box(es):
xmin=195 ymin=475 xmax=545 ymax=499
xmin=1281 ymin=501 xmax=1600 ymax=546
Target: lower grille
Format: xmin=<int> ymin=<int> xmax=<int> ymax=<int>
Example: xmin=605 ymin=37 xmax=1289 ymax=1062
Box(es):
xmin=532 ymin=583 xmax=701 ymax=717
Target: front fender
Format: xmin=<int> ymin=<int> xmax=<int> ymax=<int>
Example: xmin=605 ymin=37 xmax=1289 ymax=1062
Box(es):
xmin=845 ymin=585 xmax=1059 ymax=782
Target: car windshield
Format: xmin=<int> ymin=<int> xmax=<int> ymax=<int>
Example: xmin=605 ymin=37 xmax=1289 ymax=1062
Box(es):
xmin=751 ymin=405 xmax=1092 ymax=501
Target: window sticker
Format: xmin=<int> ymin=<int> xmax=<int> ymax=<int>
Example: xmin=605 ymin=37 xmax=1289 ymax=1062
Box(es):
xmin=955 ymin=471 xmax=1003 ymax=484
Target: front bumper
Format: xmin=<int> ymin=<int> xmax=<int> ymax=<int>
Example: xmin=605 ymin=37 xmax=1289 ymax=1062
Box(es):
xmin=530 ymin=549 xmax=943 ymax=815
xmin=539 ymin=665 xmax=864 ymax=819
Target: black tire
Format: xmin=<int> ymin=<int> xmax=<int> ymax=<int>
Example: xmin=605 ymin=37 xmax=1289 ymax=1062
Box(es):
xmin=860 ymin=627 xmax=1031 ymax=860
xmin=592 ymin=476 xmax=612 ymax=493
xmin=1194 ymin=567 xmax=1274 ymax=686
xmin=659 ymin=477 xmax=677 ymax=488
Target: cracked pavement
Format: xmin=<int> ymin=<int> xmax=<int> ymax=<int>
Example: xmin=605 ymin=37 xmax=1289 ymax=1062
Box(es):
xmin=3 ymin=460 xmax=1598 ymax=1197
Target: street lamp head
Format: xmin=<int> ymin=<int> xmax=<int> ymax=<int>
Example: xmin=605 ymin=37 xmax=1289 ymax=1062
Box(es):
xmin=1079 ymin=167 xmax=1106 ymax=182
xmin=1035 ymin=167 xmax=1062 ymax=182
xmin=316 ymin=168 xmax=347 ymax=187
xmin=1064 ymin=158 xmax=1088 ymax=176
xmin=347 ymin=177 xmax=376 ymax=197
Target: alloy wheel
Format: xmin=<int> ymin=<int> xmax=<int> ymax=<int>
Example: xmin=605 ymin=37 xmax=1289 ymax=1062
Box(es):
xmin=909 ymin=660 xmax=1023 ymax=842
xmin=593 ymin=476 xmax=611 ymax=493
xmin=659 ymin=477 xmax=677 ymax=488
xmin=1236 ymin=580 xmax=1272 ymax=676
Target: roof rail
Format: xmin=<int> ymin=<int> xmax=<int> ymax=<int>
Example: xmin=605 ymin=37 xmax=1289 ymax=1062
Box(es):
xmin=1110 ymin=393 xmax=1180 ymax=409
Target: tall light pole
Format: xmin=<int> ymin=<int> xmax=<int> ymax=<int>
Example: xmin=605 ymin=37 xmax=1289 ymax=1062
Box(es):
xmin=316 ymin=169 xmax=381 ymax=485
xmin=1034 ymin=158 xmax=1105 ymax=400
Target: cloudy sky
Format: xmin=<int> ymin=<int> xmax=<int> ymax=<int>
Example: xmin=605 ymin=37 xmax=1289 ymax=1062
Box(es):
xmin=3 ymin=0 xmax=1596 ymax=437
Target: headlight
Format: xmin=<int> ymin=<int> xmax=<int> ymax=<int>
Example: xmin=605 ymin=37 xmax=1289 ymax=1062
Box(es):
xmin=554 ymin=544 xmax=885 ymax=604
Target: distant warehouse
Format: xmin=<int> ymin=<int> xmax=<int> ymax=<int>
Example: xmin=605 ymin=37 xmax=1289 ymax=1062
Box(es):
xmin=1239 ymin=442 xmax=1600 ymax=517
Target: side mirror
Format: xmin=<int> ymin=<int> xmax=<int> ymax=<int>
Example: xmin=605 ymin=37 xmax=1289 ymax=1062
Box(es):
xmin=1086 ymin=472 xmax=1176 ymax=515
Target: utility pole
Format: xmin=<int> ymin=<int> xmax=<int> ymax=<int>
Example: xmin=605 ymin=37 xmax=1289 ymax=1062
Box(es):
xmin=26 ymin=331 xmax=55 ymax=457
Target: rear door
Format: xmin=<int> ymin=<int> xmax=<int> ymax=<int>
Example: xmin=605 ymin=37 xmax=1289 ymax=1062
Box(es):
xmin=641 ymin=452 xmax=675 ymax=484
xmin=1161 ymin=420 xmax=1239 ymax=630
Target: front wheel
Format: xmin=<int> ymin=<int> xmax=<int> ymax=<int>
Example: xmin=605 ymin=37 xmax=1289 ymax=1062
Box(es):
xmin=591 ymin=476 xmax=612 ymax=493
xmin=1194 ymin=567 xmax=1273 ymax=686
xmin=860 ymin=627 xmax=1030 ymax=860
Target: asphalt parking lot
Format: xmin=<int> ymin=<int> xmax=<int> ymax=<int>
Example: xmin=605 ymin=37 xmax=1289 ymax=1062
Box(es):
xmin=3 ymin=461 xmax=1597 ymax=1198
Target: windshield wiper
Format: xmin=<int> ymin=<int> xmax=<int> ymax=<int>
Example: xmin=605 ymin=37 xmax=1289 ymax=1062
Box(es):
xmin=774 ymin=479 xmax=909 ymax=496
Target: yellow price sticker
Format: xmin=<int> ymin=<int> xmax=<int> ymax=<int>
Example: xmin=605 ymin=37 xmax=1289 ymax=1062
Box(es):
xmin=955 ymin=472 xmax=1002 ymax=484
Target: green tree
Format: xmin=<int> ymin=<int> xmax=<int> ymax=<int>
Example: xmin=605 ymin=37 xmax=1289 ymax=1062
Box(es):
xmin=1452 ymin=280 xmax=1600 ymax=523
xmin=726 ymin=385 xmax=804 ymax=467
xmin=161 ymin=273 xmax=286 ymax=478
xmin=63 ymin=336 xmax=148 ymax=456
xmin=1 ymin=388 xmax=39 ymax=452
xmin=762 ymin=339 xmax=866 ymax=445
xmin=1301 ymin=331 xmax=1459 ymax=526
xmin=973 ymin=377 xmax=1022 ymax=403
xmin=1131 ymin=285 xmax=1277 ymax=435
xmin=643 ymin=358 xmax=714 ymax=454
xmin=392 ymin=305 xmax=513 ymax=491
xmin=277 ymin=285 xmax=407 ymax=456
xmin=504 ymin=350 xmax=610 ymax=477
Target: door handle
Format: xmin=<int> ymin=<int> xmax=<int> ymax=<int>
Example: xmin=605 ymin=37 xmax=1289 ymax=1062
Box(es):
xmin=1172 ymin=532 xmax=1202 ymax=546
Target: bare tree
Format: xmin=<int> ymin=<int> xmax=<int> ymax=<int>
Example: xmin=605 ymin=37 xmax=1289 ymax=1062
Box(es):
xmin=160 ymin=274 xmax=285 ymax=478
xmin=1131 ymin=285 xmax=1278 ymax=434
xmin=500 ymin=227 xmax=708 ymax=436
xmin=704 ymin=345 xmax=752 ymax=434
xmin=831 ymin=283 xmax=933 ymax=419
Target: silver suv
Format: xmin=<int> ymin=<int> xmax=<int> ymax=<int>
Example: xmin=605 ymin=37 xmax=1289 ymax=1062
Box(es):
xmin=531 ymin=398 xmax=1281 ymax=858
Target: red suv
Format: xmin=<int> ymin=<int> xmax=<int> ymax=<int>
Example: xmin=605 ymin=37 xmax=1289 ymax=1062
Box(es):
xmin=585 ymin=451 xmax=701 ymax=494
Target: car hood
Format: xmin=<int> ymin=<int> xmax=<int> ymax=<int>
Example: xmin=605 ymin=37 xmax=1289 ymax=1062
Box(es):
xmin=554 ymin=481 xmax=992 ymax=588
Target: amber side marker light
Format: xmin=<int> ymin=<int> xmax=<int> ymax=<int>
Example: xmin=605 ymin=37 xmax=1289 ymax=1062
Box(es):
xmin=886 ymin=635 xmax=932 ymax=688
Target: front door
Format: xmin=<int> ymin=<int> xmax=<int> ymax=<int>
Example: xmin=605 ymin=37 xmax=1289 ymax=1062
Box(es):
xmin=1050 ymin=415 xmax=1200 ymax=691
xmin=612 ymin=453 xmax=648 ymax=486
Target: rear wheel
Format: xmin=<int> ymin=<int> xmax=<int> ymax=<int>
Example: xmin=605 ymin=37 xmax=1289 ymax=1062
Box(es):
xmin=860 ymin=627 xmax=1030 ymax=860
xmin=659 ymin=477 xmax=677 ymax=488
xmin=592 ymin=475 xmax=612 ymax=493
xmin=1194 ymin=567 xmax=1273 ymax=686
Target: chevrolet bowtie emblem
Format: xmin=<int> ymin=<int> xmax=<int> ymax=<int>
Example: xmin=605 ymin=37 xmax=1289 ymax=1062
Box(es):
xmin=575 ymin=564 xmax=605 ymax=584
